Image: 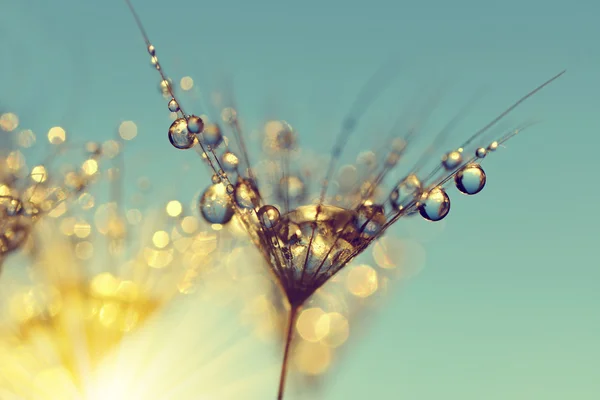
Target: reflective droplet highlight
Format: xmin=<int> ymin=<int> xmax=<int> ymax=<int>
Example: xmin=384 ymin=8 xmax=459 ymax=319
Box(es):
xmin=221 ymin=151 xmax=239 ymax=172
xmin=187 ymin=115 xmax=204 ymax=134
xmin=277 ymin=175 xmax=306 ymax=203
xmin=355 ymin=204 xmax=386 ymax=237
xmin=441 ymin=150 xmax=463 ymax=170
xmin=168 ymin=99 xmax=179 ymax=113
xmin=234 ymin=179 xmax=259 ymax=209
xmin=390 ymin=174 xmax=422 ymax=210
xmin=168 ymin=118 xmax=195 ymax=149
xmin=475 ymin=147 xmax=487 ymax=158
xmin=258 ymin=205 xmax=280 ymax=228
xmin=418 ymin=187 xmax=450 ymax=222
xmin=201 ymin=123 xmax=223 ymax=147
xmin=198 ymin=183 xmax=235 ymax=224
xmin=455 ymin=164 xmax=486 ymax=195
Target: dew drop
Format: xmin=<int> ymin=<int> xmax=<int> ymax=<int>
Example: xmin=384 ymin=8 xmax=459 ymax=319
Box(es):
xmin=168 ymin=118 xmax=195 ymax=149
xmin=390 ymin=174 xmax=422 ymax=210
xmin=258 ymin=205 xmax=280 ymax=229
xmin=221 ymin=108 xmax=238 ymax=124
xmin=147 ymin=44 xmax=156 ymax=56
xmin=211 ymin=174 xmax=221 ymax=184
xmin=198 ymin=183 xmax=235 ymax=224
xmin=226 ymin=184 xmax=235 ymax=194
xmin=168 ymin=99 xmax=180 ymax=113
xmin=187 ymin=115 xmax=204 ymax=134
xmin=201 ymin=123 xmax=223 ymax=147
xmin=441 ymin=150 xmax=463 ymax=170
xmin=234 ymin=179 xmax=259 ymax=209
xmin=455 ymin=164 xmax=486 ymax=195
xmin=475 ymin=147 xmax=487 ymax=158
xmin=159 ymin=79 xmax=171 ymax=96
xmin=355 ymin=204 xmax=386 ymax=237
xmin=488 ymin=141 xmax=499 ymax=152
xmin=1 ymin=197 xmax=23 ymax=217
xmin=221 ymin=152 xmax=239 ymax=172
xmin=418 ymin=187 xmax=450 ymax=222
xmin=277 ymin=175 xmax=306 ymax=203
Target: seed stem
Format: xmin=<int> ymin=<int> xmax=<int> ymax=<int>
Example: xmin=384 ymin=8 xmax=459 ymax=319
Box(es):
xmin=277 ymin=305 xmax=298 ymax=400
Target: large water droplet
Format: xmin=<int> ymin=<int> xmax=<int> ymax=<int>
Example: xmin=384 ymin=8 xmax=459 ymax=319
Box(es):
xmin=475 ymin=147 xmax=487 ymax=158
xmin=441 ymin=150 xmax=463 ymax=170
xmin=198 ymin=183 xmax=235 ymax=224
xmin=418 ymin=187 xmax=450 ymax=222
xmin=390 ymin=174 xmax=422 ymax=210
xmin=258 ymin=205 xmax=280 ymax=228
xmin=455 ymin=164 xmax=486 ymax=195
xmin=187 ymin=115 xmax=204 ymax=134
xmin=168 ymin=118 xmax=195 ymax=149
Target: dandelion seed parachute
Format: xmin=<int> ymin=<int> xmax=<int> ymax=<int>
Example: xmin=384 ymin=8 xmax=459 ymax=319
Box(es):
xmin=124 ymin=1 xmax=564 ymax=397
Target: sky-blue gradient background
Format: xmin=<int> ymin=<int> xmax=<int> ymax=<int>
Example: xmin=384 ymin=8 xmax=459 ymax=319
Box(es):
xmin=2 ymin=0 xmax=599 ymax=398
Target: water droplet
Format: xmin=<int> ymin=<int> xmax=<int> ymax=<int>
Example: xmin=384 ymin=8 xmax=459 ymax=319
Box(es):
xmin=201 ymin=123 xmax=223 ymax=147
xmin=455 ymin=164 xmax=486 ymax=195
xmin=211 ymin=174 xmax=221 ymax=184
xmin=355 ymin=204 xmax=386 ymax=237
xmin=234 ymin=179 xmax=259 ymax=209
xmin=277 ymin=175 xmax=306 ymax=203
xmin=488 ymin=141 xmax=499 ymax=152
xmin=159 ymin=79 xmax=171 ymax=96
xmin=385 ymin=151 xmax=400 ymax=166
xmin=226 ymin=184 xmax=235 ymax=194
xmin=258 ymin=205 xmax=280 ymax=229
xmin=198 ymin=183 xmax=234 ymax=224
xmin=221 ymin=151 xmax=239 ymax=172
xmin=475 ymin=147 xmax=487 ymax=158
xmin=221 ymin=108 xmax=238 ymax=124
xmin=168 ymin=118 xmax=195 ymax=149
xmin=168 ymin=99 xmax=179 ymax=113
xmin=441 ymin=150 xmax=463 ymax=170
xmin=187 ymin=115 xmax=204 ymax=134
xmin=0 ymin=197 xmax=23 ymax=217
xmin=418 ymin=187 xmax=450 ymax=222
xmin=147 ymin=44 xmax=156 ymax=56
xmin=390 ymin=174 xmax=422 ymax=210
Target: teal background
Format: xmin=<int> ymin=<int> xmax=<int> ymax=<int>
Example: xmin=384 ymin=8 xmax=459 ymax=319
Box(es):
xmin=2 ymin=0 xmax=599 ymax=398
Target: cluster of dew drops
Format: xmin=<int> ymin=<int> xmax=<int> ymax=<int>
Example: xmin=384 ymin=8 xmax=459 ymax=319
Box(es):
xmin=150 ymin=41 xmax=511 ymax=235
xmin=148 ymin=44 xmax=286 ymax=231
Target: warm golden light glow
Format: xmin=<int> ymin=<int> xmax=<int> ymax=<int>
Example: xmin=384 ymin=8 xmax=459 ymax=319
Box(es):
xmin=47 ymin=126 xmax=66 ymax=144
